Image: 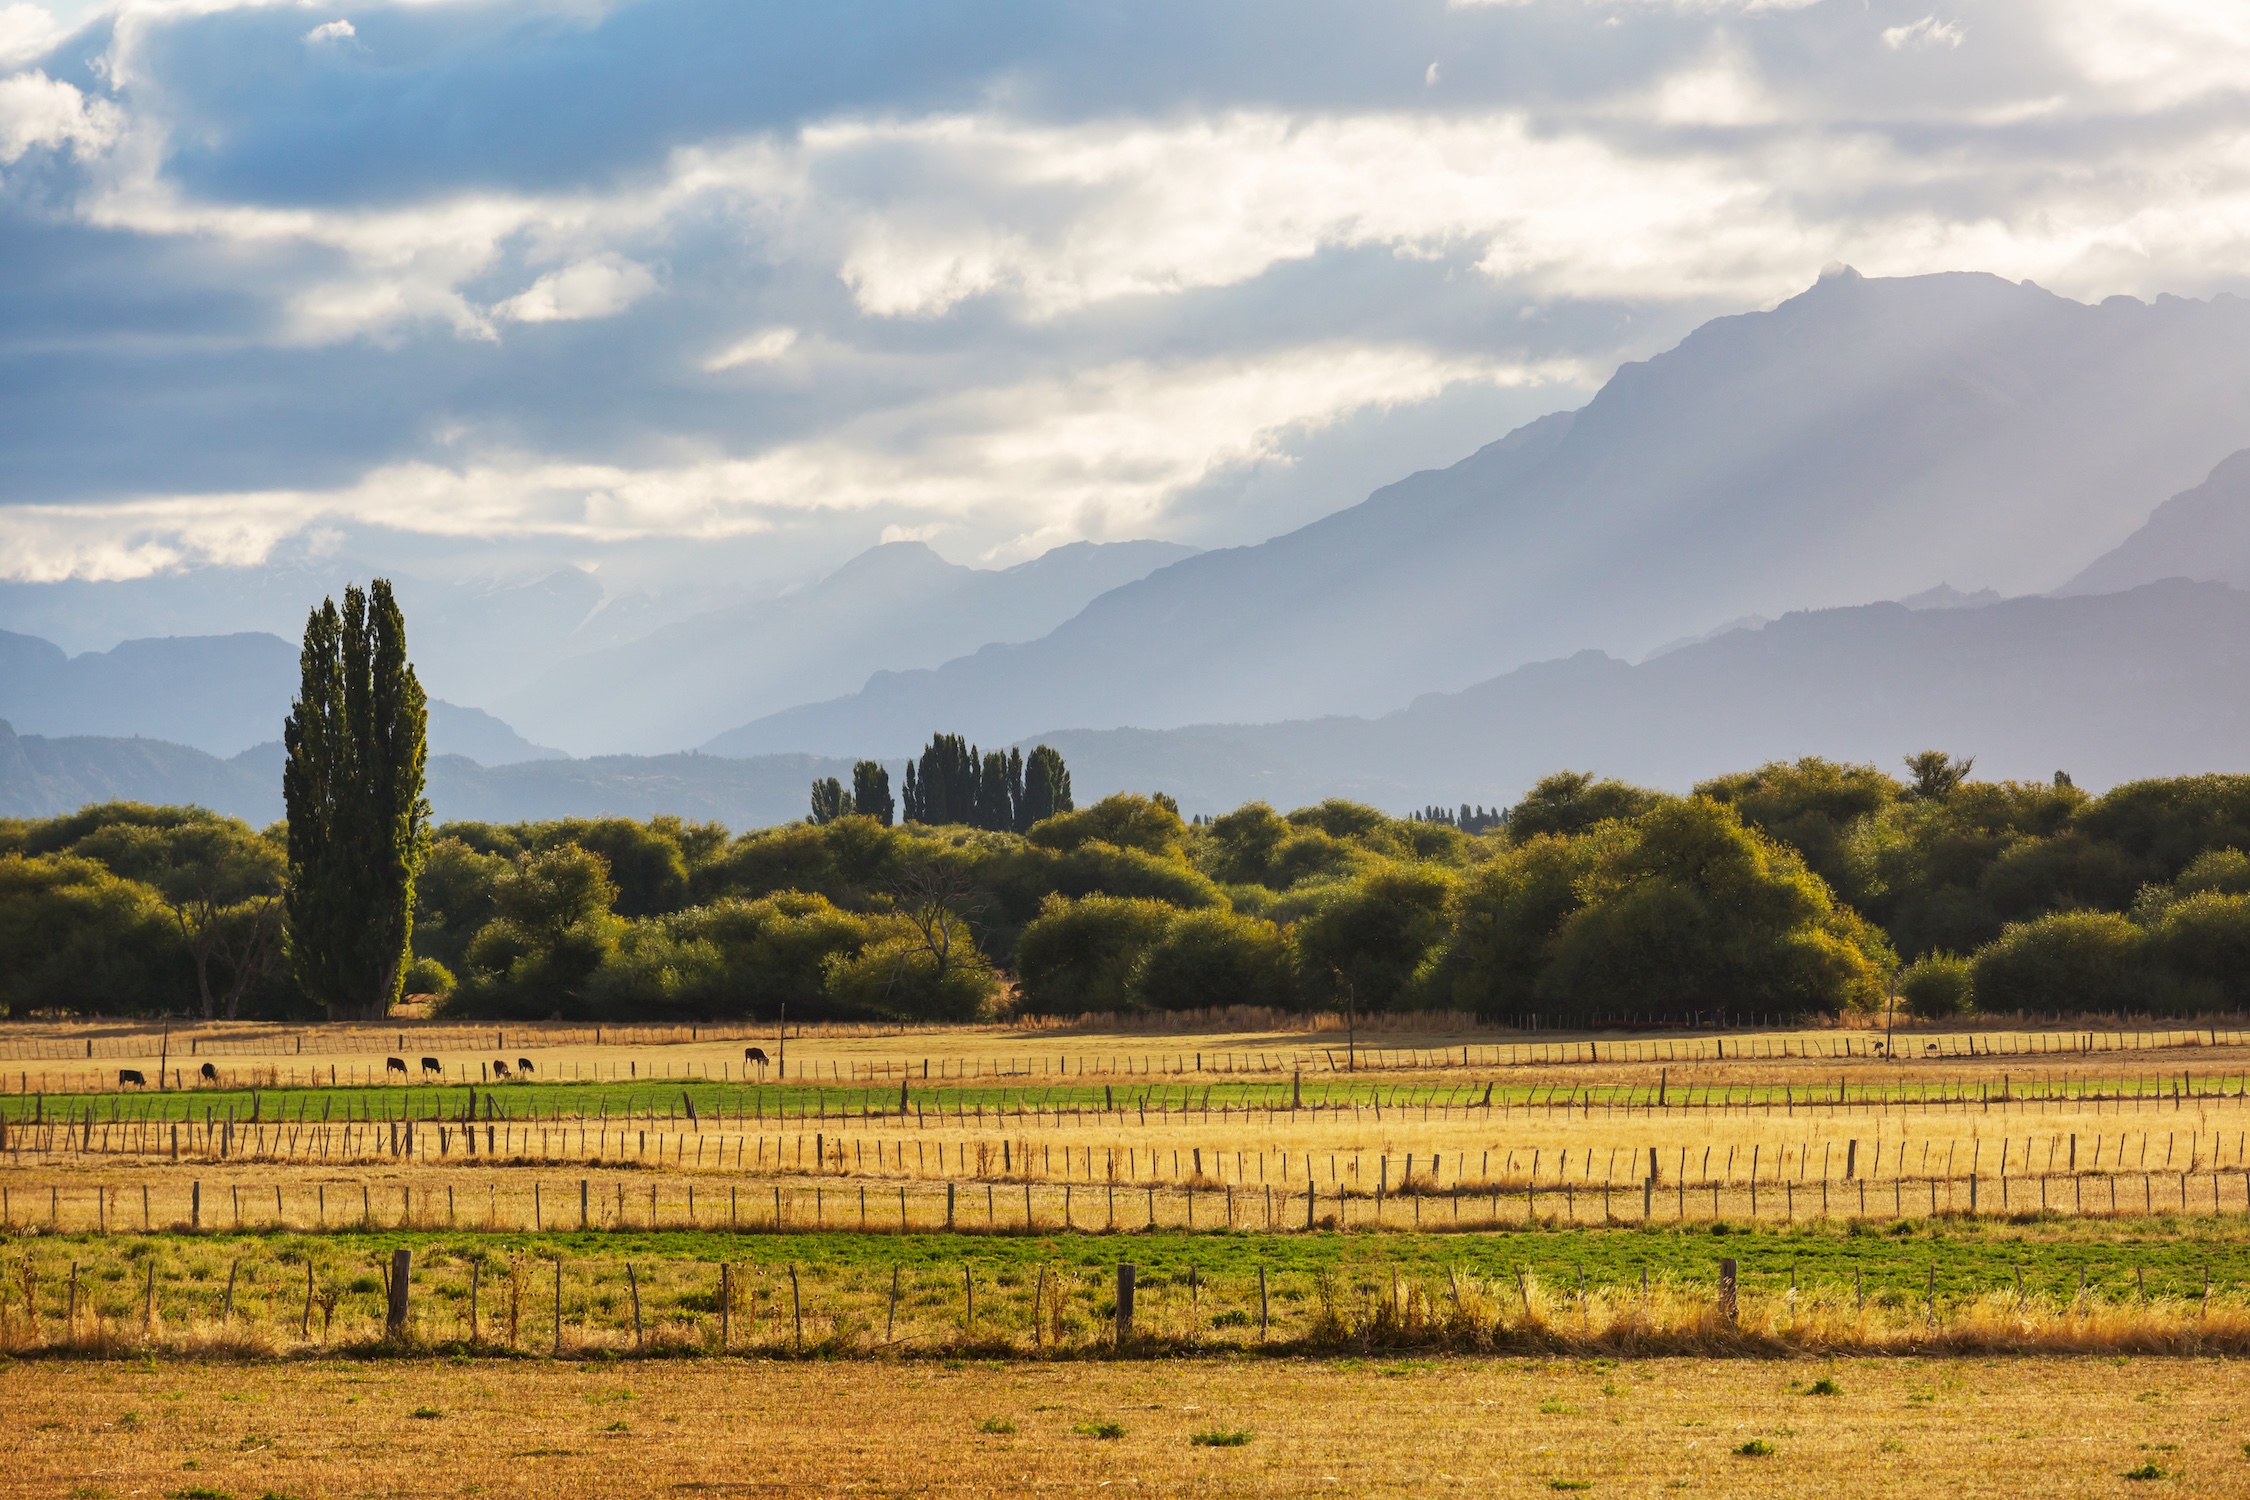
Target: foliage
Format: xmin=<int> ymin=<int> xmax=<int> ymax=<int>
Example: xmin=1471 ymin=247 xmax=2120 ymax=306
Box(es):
xmin=1970 ymin=911 xmax=2148 ymax=1015
xmin=1897 ymin=952 xmax=1973 ymax=1018
xmin=282 ymin=580 xmax=429 ymax=1020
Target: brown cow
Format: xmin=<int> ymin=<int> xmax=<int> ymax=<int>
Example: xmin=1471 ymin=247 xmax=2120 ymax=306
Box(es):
xmin=199 ymin=1062 xmax=218 ymax=1084
xmin=118 ymin=1068 xmax=146 ymax=1087
xmin=386 ymin=1056 xmax=409 ymax=1079
xmin=744 ymin=1047 xmax=769 ymax=1066
xmin=421 ymin=1056 xmax=443 ymax=1077
xmin=516 ymin=1057 xmax=535 ymax=1076
xmin=493 ymin=1059 xmax=512 ymax=1079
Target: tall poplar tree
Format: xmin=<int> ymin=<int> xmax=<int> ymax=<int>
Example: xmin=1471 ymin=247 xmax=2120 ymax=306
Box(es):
xmin=1021 ymin=744 xmax=1073 ymax=827
xmin=283 ymin=580 xmax=430 ymax=1021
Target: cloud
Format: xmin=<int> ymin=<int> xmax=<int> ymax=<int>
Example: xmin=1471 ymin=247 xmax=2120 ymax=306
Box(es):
xmin=704 ymin=326 xmax=798 ymax=371
xmin=1883 ymin=17 xmax=1964 ymax=51
xmin=492 ymin=253 xmax=659 ymax=324
xmin=0 ymin=69 xmax=119 ymax=165
xmin=0 ymin=342 xmax=1574 ymax=578
xmin=10 ymin=0 xmax=2250 ymax=592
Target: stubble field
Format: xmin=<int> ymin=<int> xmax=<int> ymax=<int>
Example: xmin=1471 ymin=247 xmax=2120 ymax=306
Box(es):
xmin=8 ymin=1352 xmax=2249 ymax=1498
xmin=7 ymin=1019 xmax=2250 ymax=1496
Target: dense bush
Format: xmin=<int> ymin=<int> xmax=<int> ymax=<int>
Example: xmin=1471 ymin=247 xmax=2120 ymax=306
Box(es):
xmin=1970 ymin=912 xmax=2149 ymax=1015
xmin=1896 ymin=952 xmax=1973 ymax=1018
xmin=31 ymin=757 xmax=2250 ymax=1022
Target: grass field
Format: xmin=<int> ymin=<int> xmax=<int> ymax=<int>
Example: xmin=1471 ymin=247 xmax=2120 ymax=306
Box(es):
xmin=8 ymin=1353 xmax=2250 ymax=1497
xmin=7 ymin=1219 xmax=2250 ymax=1358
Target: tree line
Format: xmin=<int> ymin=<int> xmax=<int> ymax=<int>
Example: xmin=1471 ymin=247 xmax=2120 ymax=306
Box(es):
xmin=10 ymin=582 xmax=2250 ymax=1025
xmin=16 ymin=749 xmax=2250 ymax=1025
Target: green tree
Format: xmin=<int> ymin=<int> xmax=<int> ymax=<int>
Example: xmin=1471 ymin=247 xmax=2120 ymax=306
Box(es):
xmin=1013 ymin=893 xmax=1177 ymax=1014
xmin=1131 ymin=907 xmax=1295 ymax=1012
xmin=1536 ymin=798 xmax=1891 ymax=1021
xmin=1292 ymin=862 xmax=1455 ymax=1012
xmin=1505 ymin=771 xmax=1660 ymax=841
xmin=1902 ymin=749 xmax=1974 ymax=801
xmin=1970 ymin=911 xmax=2148 ymax=1014
xmin=282 ymin=581 xmax=429 ymax=1021
xmin=1020 ymin=745 xmax=1072 ymax=827
xmin=461 ymin=843 xmax=624 ymax=1013
xmin=852 ymin=761 xmax=895 ymax=826
xmin=809 ymin=776 xmax=851 ymax=825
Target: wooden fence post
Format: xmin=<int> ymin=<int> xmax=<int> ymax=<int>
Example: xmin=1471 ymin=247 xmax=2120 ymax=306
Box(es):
xmin=553 ymin=1256 xmax=563 ymax=1354
xmin=1116 ymin=1262 xmax=1136 ymax=1344
xmin=1258 ymin=1264 xmax=1270 ymax=1341
xmin=628 ymin=1262 xmax=643 ymax=1346
xmin=385 ymin=1248 xmax=409 ymax=1338
xmin=720 ymin=1263 xmax=731 ymax=1348
xmin=790 ymin=1264 xmax=803 ymax=1349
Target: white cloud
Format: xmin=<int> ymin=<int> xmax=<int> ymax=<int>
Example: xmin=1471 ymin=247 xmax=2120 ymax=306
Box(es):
xmin=1883 ymin=17 xmax=1964 ymax=51
xmin=0 ymin=5 xmax=61 ymax=69
xmin=492 ymin=253 xmax=659 ymax=324
xmin=303 ymin=18 xmax=354 ymax=44
xmin=0 ymin=342 xmax=1576 ymax=579
xmin=704 ymin=326 xmax=798 ymax=370
xmin=0 ymin=68 xmax=119 ymax=164
xmin=2050 ymin=0 xmax=2250 ymax=108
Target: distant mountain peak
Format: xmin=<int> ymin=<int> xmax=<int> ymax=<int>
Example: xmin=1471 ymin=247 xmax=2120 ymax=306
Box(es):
xmin=1899 ymin=583 xmax=2002 ymax=610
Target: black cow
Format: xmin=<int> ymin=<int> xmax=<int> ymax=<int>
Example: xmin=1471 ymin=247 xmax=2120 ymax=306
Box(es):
xmin=199 ymin=1062 xmax=218 ymax=1084
xmin=421 ymin=1056 xmax=442 ymax=1077
xmin=493 ymin=1059 xmax=512 ymax=1079
xmin=516 ymin=1057 xmax=535 ymax=1076
xmin=118 ymin=1068 xmax=146 ymax=1087
xmin=385 ymin=1056 xmax=409 ymax=1078
xmin=745 ymin=1046 xmax=770 ymax=1066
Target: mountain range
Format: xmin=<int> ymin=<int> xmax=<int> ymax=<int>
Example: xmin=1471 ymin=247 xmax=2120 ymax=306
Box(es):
xmin=709 ymin=269 xmax=2250 ymax=756
xmin=13 ymin=268 xmax=2250 ymax=825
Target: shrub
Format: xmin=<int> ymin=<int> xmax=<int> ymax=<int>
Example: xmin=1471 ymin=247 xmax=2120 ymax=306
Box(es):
xmin=1971 ymin=911 xmax=2149 ymax=1014
xmin=401 ymin=956 xmax=455 ymax=998
xmin=1013 ymin=895 xmax=1176 ymax=1014
xmin=1130 ymin=908 xmax=1295 ymax=1012
xmin=1897 ymin=952 xmax=1972 ymax=1018
xmin=1190 ymin=1428 xmax=1252 ymax=1447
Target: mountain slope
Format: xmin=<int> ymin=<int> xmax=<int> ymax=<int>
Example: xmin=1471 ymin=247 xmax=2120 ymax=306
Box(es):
xmin=0 ymin=629 xmax=564 ymax=763
xmin=2062 ymin=448 xmax=2250 ymax=595
xmin=501 ymin=538 xmax=1195 ymax=755
xmin=1036 ymin=579 xmax=2250 ymax=813
xmin=0 ymin=721 xmax=862 ymax=829
xmin=712 ymin=271 xmax=2250 ymax=756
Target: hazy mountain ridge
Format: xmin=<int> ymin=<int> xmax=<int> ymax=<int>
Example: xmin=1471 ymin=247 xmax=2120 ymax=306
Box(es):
xmin=0 ymin=721 xmax=867 ymax=830
xmin=1037 ymin=578 xmax=2250 ymax=813
xmin=709 ymin=271 xmax=2250 ymax=755
xmin=0 ymin=626 xmax=565 ymax=765
xmin=501 ymin=538 xmax=1197 ymax=755
xmin=2064 ymin=448 xmax=2250 ymax=595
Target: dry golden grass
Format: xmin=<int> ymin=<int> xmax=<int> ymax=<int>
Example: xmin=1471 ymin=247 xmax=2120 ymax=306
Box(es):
xmin=7 ymin=1351 xmax=2250 ymax=1497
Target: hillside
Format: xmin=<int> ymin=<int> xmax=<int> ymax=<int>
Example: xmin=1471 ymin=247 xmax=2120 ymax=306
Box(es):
xmin=1038 ymin=579 xmax=2250 ymax=813
xmin=496 ymin=538 xmax=1195 ymax=755
xmin=2063 ymin=447 xmax=2250 ymax=595
xmin=0 ymin=721 xmax=863 ymax=830
xmin=711 ymin=271 xmax=2250 ymax=756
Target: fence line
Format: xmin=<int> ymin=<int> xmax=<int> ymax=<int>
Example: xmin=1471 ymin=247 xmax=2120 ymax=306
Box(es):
xmin=5 ymin=1166 xmax=2250 ymax=1237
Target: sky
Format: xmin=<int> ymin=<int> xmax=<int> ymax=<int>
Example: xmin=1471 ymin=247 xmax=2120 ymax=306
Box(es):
xmin=5 ymin=0 xmax=2250 ymax=596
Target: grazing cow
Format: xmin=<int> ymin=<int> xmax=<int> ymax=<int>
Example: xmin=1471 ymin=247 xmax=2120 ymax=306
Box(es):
xmin=744 ymin=1047 xmax=770 ymax=1066
xmin=199 ymin=1062 xmax=218 ymax=1084
xmin=493 ymin=1059 xmax=512 ymax=1079
xmin=1924 ymin=1042 xmax=1941 ymax=1055
xmin=421 ymin=1056 xmax=442 ymax=1077
xmin=118 ymin=1068 xmax=146 ymax=1088
xmin=516 ymin=1057 xmax=535 ymax=1076
xmin=386 ymin=1056 xmax=409 ymax=1079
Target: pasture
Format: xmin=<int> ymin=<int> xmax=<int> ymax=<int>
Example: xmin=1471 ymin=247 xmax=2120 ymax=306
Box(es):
xmin=8 ymin=1353 xmax=2249 ymax=1497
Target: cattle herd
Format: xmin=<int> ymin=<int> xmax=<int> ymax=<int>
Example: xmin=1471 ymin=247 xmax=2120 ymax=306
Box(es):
xmin=117 ymin=1055 xmax=539 ymax=1087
